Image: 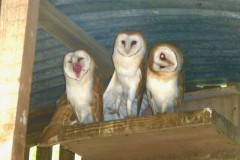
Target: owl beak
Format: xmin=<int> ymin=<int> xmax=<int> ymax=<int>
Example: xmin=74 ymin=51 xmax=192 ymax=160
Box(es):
xmin=72 ymin=63 xmax=82 ymax=78
xmin=124 ymin=45 xmax=131 ymax=54
xmin=159 ymin=61 xmax=174 ymax=69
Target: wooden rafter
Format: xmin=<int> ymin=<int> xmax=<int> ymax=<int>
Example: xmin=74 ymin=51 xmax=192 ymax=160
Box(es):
xmin=38 ymin=0 xmax=114 ymax=78
xmin=0 ymin=0 xmax=40 ymax=159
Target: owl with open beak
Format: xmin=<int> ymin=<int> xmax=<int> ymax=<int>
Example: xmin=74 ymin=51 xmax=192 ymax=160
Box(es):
xmin=63 ymin=50 xmax=103 ymax=123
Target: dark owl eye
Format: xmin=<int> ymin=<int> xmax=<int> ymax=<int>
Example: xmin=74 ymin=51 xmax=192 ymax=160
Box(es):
xmin=68 ymin=60 xmax=72 ymax=63
xmin=160 ymin=53 xmax=166 ymax=60
xmin=121 ymin=40 xmax=126 ymax=45
xmin=131 ymin=40 xmax=137 ymax=46
xmin=77 ymin=57 xmax=83 ymax=62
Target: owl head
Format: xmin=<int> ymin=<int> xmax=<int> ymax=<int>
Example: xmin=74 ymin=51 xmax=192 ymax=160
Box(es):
xmin=114 ymin=31 xmax=146 ymax=57
xmin=63 ymin=50 xmax=92 ymax=80
xmin=149 ymin=43 xmax=184 ymax=73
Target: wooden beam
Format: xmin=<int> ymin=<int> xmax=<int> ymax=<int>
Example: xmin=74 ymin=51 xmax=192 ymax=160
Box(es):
xmin=59 ymin=145 xmax=75 ymax=160
xmin=38 ymin=0 xmax=114 ymax=78
xmin=0 ymin=0 xmax=40 ymax=159
xmin=36 ymin=147 xmax=52 ymax=160
xmin=182 ymin=86 xmax=240 ymax=126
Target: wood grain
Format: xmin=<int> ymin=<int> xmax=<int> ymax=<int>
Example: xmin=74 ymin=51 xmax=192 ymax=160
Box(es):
xmin=59 ymin=109 xmax=238 ymax=160
xmin=62 ymin=109 xmax=211 ymax=142
xmin=182 ymin=85 xmax=240 ymax=126
xmin=36 ymin=91 xmax=240 ymax=159
xmin=0 ymin=0 xmax=39 ymax=159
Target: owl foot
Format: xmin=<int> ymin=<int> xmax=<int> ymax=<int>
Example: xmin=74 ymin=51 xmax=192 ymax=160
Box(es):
xmin=125 ymin=115 xmax=136 ymax=119
xmin=156 ymin=112 xmax=165 ymax=116
xmin=107 ymin=108 xmax=120 ymax=117
xmin=78 ymin=122 xmax=86 ymax=127
xmin=69 ymin=120 xmax=79 ymax=126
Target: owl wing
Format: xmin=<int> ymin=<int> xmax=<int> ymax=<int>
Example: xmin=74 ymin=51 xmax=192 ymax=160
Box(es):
xmin=175 ymin=70 xmax=184 ymax=111
xmin=103 ymin=71 xmax=124 ymax=120
xmin=103 ymin=71 xmax=117 ymax=109
xmin=136 ymin=56 xmax=147 ymax=116
xmin=91 ymin=70 xmax=104 ymax=122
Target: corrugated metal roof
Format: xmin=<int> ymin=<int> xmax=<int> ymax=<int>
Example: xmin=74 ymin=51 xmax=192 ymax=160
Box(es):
xmin=30 ymin=0 xmax=240 ymax=111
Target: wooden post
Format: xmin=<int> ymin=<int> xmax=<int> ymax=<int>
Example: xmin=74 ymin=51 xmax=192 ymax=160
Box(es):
xmin=24 ymin=147 xmax=30 ymax=160
xmin=36 ymin=147 xmax=52 ymax=160
xmin=59 ymin=145 xmax=75 ymax=160
xmin=0 ymin=0 xmax=40 ymax=160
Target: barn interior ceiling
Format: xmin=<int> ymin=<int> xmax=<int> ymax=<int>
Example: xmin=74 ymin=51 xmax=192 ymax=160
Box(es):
xmin=30 ymin=0 xmax=240 ymax=112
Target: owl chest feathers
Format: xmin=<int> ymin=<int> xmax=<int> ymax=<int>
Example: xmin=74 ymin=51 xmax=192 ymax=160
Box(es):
xmin=147 ymin=70 xmax=179 ymax=106
xmin=113 ymin=53 xmax=143 ymax=89
xmin=66 ymin=76 xmax=93 ymax=111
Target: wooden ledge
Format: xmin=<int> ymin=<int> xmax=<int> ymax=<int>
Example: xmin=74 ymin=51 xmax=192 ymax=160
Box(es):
xmin=38 ymin=109 xmax=239 ymax=159
xmin=38 ymin=109 xmax=211 ymax=147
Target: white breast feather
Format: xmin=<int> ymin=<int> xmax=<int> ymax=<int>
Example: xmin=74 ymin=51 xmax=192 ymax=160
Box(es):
xmin=147 ymin=76 xmax=178 ymax=113
xmin=103 ymin=53 xmax=143 ymax=120
xmin=66 ymin=80 xmax=93 ymax=123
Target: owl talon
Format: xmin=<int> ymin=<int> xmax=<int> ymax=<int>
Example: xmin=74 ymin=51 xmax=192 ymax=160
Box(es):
xmin=125 ymin=115 xmax=136 ymax=119
xmin=70 ymin=120 xmax=79 ymax=126
xmin=156 ymin=112 xmax=168 ymax=116
xmin=78 ymin=122 xmax=86 ymax=127
xmin=107 ymin=108 xmax=120 ymax=117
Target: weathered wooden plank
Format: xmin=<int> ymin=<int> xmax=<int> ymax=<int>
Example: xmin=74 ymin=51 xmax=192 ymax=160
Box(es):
xmin=212 ymin=110 xmax=240 ymax=145
xmin=38 ymin=109 xmax=211 ymax=147
xmin=36 ymin=147 xmax=52 ymax=160
xmin=63 ymin=124 xmax=238 ymax=160
xmin=0 ymin=0 xmax=40 ymax=160
xmin=213 ymin=110 xmax=240 ymax=159
xmin=38 ymin=0 xmax=114 ymax=77
xmin=35 ymin=99 xmax=239 ymax=159
xmin=56 ymin=109 xmax=238 ymax=160
xmin=233 ymin=95 xmax=239 ymax=126
xmin=32 ymin=86 xmax=240 ymax=148
xmin=182 ymin=86 xmax=240 ymax=126
xmin=59 ymin=145 xmax=75 ymax=160
xmin=229 ymin=83 xmax=240 ymax=127
xmin=63 ymin=109 xmax=211 ymax=141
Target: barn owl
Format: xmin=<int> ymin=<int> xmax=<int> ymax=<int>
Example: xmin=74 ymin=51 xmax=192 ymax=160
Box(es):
xmin=63 ymin=50 xmax=103 ymax=123
xmin=104 ymin=32 xmax=147 ymax=119
xmin=146 ymin=43 xmax=184 ymax=114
